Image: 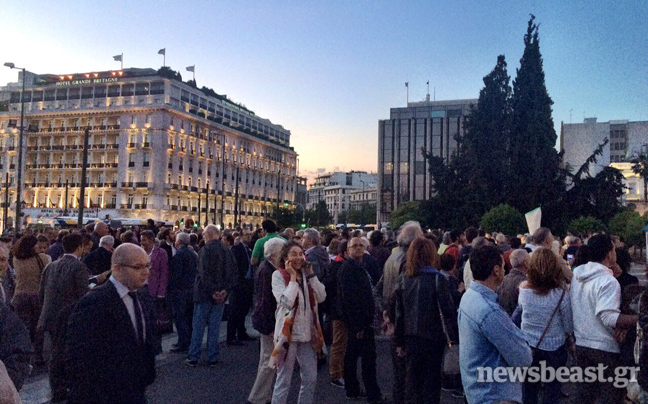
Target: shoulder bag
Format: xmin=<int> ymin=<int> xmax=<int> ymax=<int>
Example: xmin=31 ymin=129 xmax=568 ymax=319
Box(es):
xmin=534 ymin=288 xmax=566 ymax=350
xmin=435 ymin=274 xmax=460 ymax=378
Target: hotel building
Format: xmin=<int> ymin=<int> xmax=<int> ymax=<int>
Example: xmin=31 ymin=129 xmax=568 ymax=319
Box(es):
xmin=0 ymin=67 xmax=298 ymax=228
xmin=377 ymin=98 xmax=477 ymax=225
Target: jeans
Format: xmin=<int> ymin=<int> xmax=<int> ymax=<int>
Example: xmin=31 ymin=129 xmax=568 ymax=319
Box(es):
xmin=570 ymin=345 xmax=625 ymax=404
xmin=329 ymin=319 xmax=348 ymax=381
xmin=188 ymin=301 xmax=225 ymax=362
xmin=344 ymin=327 xmax=381 ymax=401
xmin=404 ymin=336 xmax=445 ymax=404
xmin=523 ymin=344 xmax=568 ymax=404
xmin=170 ymin=290 xmax=193 ymax=349
xmin=272 ymin=341 xmax=317 ymax=404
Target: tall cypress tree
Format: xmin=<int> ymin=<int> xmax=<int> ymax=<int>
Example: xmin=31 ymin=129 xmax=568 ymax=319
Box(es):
xmin=462 ymin=54 xmax=513 ymax=210
xmin=509 ymin=15 xmax=563 ymax=215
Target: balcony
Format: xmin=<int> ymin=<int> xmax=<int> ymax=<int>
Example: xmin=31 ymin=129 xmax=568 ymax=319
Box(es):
xmin=39 ymin=145 xmax=51 ymax=151
xmin=181 ymin=206 xmax=188 ymax=211
xmin=170 ymin=205 xmax=178 ymax=210
xmin=190 ymin=186 xmax=198 ymax=192
xmin=8 ymin=147 xmax=16 ymax=151
xmin=27 ymin=146 xmax=38 ymax=151
xmin=105 ymin=182 xmax=118 ymax=188
xmin=127 ymin=142 xmax=135 ymax=148
xmin=104 ymin=204 xmax=116 ymax=209
xmin=171 ymin=184 xmax=179 ymax=190
xmin=143 ymin=142 xmax=150 ymax=148
xmin=120 ymin=204 xmax=131 ymax=209
xmin=191 ymin=207 xmax=198 ymax=212
xmin=168 ymin=163 xmax=173 ymax=169
xmin=121 ymin=182 xmax=134 ymax=188
xmin=51 ymin=145 xmax=65 ymax=151
xmin=135 ymin=182 xmax=149 ymax=188
xmin=128 ymin=162 xmax=135 ymax=167
xmin=134 ymin=204 xmax=148 ymax=209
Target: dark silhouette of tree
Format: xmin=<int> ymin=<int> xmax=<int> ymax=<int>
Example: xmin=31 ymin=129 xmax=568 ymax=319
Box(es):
xmin=509 ymin=15 xmax=563 ymax=217
xmin=631 ymin=148 xmax=648 ymax=202
xmin=157 ymin=66 xmax=182 ymax=81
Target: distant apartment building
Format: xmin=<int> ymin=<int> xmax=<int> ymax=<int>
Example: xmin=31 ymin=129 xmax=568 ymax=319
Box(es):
xmin=349 ymin=187 xmax=377 ymax=211
xmin=377 ymin=98 xmax=477 ymax=225
xmin=561 ymin=118 xmax=648 ymax=175
xmin=307 ymin=171 xmax=376 ymax=224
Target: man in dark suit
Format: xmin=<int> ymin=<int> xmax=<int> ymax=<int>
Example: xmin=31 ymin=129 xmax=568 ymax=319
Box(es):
xmin=82 ymin=235 xmax=114 ymax=280
xmin=66 ymin=243 xmax=155 ymax=404
xmin=227 ymin=229 xmax=254 ymax=345
xmin=168 ymin=232 xmax=198 ymax=353
xmin=38 ymin=233 xmax=89 ymax=403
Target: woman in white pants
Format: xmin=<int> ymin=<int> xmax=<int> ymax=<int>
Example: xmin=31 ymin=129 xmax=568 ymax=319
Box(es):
xmin=269 ymin=242 xmax=326 ymax=404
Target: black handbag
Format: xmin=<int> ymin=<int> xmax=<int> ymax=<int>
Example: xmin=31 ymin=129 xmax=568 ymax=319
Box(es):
xmin=435 ymin=275 xmax=460 ymax=378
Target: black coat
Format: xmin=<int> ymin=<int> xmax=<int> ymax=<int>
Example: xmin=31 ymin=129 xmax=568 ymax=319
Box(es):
xmin=393 ymin=270 xmax=458 ymax=347
xmin=231 ymin=242 xmax=252 ymax=284
xmin=82 ymin=247 xmax=112 ymax=276
xmin=169 ymin=246 xmax=198 ymax=293
xmin=337 ymin=258 xmax=375 ymax=334
xmin=194 ymin=239 xmax=236 ymax=303
xmin=66 ymin=281 xmax=156 ymax=404
xmin=0 ymin=301 xmax=31 ymax=390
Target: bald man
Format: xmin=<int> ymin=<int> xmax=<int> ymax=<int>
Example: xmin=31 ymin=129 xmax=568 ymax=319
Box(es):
xmin=66 ymin=243 xmax=156 ymax=404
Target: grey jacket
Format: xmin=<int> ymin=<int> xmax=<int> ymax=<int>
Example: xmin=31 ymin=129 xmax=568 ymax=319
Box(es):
xmin=193 ymin=239 xmax=236 ymax=303
xmin=38 ymin=255 xmax=89 ymax=333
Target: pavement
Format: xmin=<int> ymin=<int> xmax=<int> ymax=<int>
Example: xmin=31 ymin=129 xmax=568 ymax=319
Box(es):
xmin=20 ymin=263 xmax=646 ymax=403
xmin=19 ymin=315 xmax=466 ymax=404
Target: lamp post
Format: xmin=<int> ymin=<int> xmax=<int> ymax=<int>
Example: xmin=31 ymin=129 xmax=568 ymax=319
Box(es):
xmin=4 ymin=63 xmax=26 ymax=233
xmin=359 ymin=179 xmax=366 ymax=224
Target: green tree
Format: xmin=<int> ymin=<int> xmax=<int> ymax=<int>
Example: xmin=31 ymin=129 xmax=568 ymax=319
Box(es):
xmin=461 ymin=55 xmax=513 ymax=210
xmin=568 ymin=216 xmax=607 ymax=237
xmin=271 ymin=206 xmax=297 ymax=229
xmin=347 ymin=203 xmax=377 ymax=224
xmin=631 ymin=148 xmax=648 ymax=202
xmin=609 ymin=209 xmax=646 ymax=248
xmin=479 ymin=204 xmax=526 ymax=236
xmin=157 ymin=66 xmax=182 ymax=81
xmin=389 ymin=201 xmax=424 ymax=230
xmin=337 ymin=210 xmax=349 ymax=225
xmin=508 ymin=15 xmax=564 ymax=220
xmin=305 ymin=200 xmax=332 ymax=227
xmin=565 ymin=139 xmax=625 ymax=224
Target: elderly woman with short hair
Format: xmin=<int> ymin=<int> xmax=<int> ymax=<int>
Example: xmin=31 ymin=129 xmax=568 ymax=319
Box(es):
xmin=247 ymin=237 xmax=286 ymax=404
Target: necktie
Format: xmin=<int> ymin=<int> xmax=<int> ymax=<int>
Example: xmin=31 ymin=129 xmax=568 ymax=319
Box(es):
xmin=128 ymin=291 xmax=145 ymax=345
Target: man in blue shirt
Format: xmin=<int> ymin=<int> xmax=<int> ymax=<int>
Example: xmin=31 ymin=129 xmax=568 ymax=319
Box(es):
xmin=459 ymin=244 xmax=532 ymax=404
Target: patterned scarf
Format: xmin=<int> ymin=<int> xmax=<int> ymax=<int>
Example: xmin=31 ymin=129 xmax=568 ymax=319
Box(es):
xmin=268 ymin=268 xmax=324 ymax=368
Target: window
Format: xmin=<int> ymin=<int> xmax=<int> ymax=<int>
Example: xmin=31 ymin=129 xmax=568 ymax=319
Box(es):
xmin=127 ymin=194 xmax=133 ymax=207
xmin=129 ymin=153 xmax=135 ymax=167
xmin=143 ymin=153 xmax=150 ymax=168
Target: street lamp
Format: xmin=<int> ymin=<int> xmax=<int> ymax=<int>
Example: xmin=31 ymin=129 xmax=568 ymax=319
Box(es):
xmin=4 ymin=62 xmax=26 ymax=234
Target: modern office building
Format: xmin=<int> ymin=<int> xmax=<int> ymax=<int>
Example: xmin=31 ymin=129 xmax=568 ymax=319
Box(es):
xmin=307 ymin=171 xmax=376 ymax=224
xmin=377 ymin=98 xmax=477 ymax=225
xmin=561 ymin=118 xmax=648 ymax=175
xmin=0 ymin=67 xmax=298 ymax=229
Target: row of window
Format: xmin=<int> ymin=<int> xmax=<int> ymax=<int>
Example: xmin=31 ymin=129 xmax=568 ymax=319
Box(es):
xmin=9 ymin=82 xmax=165 ymax=103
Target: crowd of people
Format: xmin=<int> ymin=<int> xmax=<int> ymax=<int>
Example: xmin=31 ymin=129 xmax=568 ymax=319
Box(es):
xmin=0 ymin=218 xmax=647 ymax=404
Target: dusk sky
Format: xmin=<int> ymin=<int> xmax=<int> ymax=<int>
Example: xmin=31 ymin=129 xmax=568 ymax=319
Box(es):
xmin=2 ymin=0 xmax=647 ymax=184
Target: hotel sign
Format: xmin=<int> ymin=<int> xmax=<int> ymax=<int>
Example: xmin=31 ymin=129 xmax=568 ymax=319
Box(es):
xmin=56 ymin=77 xmax=120 ymax=86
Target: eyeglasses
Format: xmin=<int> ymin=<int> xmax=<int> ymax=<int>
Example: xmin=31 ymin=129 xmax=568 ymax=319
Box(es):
xmin=121 ymin=263 xmax=151 ymax=271
xmin=350 ymin=244 xmax=365 ymax=249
